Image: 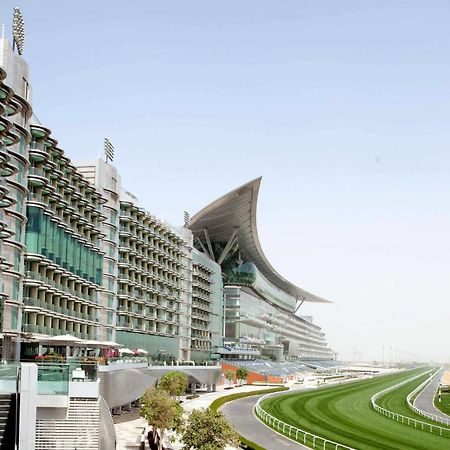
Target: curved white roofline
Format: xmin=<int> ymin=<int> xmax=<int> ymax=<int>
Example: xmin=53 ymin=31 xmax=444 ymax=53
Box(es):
xmin=190 ymin=177 xmax=331 ymax=304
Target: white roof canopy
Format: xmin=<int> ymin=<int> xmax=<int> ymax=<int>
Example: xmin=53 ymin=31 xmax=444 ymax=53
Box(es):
xmin=190 ymin=177 xmax=330 ymax=304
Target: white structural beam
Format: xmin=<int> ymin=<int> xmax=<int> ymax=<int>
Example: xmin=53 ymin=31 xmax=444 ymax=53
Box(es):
xmin=217 ymin=228 xmax=240 ymax=265
xmin=203 ymin=228 xmax=215 ymax=261
xmin=196 ymin=238 xmax=211 ymax=260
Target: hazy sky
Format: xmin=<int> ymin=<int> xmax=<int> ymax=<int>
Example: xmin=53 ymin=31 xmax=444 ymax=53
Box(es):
xmin=3 ymin=1 xmax=450 ymax=361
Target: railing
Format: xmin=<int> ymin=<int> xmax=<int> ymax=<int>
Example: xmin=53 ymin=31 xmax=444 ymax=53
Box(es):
xmin=23 ymin=297 xmax=95 ymax=321
xmin=370 ymin=369 xmax=450 ymax=436
xmin=406 ymin=368 xmax=450 ymax=426
xmin=0 ymin=364 xmax=20 ymax=394
xmin=21 ymin=325 xmax=96 ymax=340
xmin=37 ymin=363 xmax=69 ymax=395
xmin=255 ymin=389 xmax=355 ymax=450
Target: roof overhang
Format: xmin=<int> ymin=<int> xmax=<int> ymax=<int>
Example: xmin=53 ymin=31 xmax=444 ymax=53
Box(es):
xmin=190 ymin=177 xmax=331 ymax=304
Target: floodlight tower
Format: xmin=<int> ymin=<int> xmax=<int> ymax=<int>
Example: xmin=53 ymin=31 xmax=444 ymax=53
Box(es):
xmin=104 ymin=138 xmax=115 ymax=163
xmin=12 ymin=7 xmax=25 ymax=55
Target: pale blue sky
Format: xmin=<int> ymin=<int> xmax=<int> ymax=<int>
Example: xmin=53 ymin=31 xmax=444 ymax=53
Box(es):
xmin=3 ymin=1 xmax=450 ymax=361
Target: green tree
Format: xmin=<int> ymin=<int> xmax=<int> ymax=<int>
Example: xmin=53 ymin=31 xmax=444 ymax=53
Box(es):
xmin=224 ymin=370 xmax=235 ymax=386
xmin=140 ymin=388 xmax=184 ymax=450
xmin=236 ymin=367 xmax=249 ymax=386
xmin=159 ymin=371 xmax=189 ymax=398
xmin=181 ymin=408 xmax=240 ymax=450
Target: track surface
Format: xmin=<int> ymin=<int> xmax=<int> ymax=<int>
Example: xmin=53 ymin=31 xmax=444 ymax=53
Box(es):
xmin=260 ymin=370 xmax=450 ymax=450
xmin=221 ymin=393 xmax=308 ymax=450
xmin=414 ymin=368 xmax=450 ymax=422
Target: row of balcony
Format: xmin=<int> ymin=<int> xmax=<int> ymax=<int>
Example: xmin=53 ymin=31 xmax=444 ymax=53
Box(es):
xmin=27 ymin=193 xmax=105 ymax=248
xmin=116 ymin=319 xmax=178 ymax=335
xmin=28 ymin=136 xmax=106 ymax=209
xmin=119 ymin=228 xmax=183 ymax=257
xmin=25 ymin=271 xmax=98 ymax=303
xmin=119 ymin=264 xmax=181 ymax=282
xmin=191 ymin=311 xmax=211 ymax=321
xmin=192 ymin=290 xmax=212 ymax=302
xmin=118 ymin=271 xmax=182 ymax=292
xmin=192 ymin=301 xmax=211 ymax=314
xmin=22 ymin=324 xmax=97 ymax=340
xmin=119 ymin=211 xmax=183 ymax=247
xmin=23 ymin=297 xmax=96 ymax=322
xmin=117 ymin=309 xmax=178 ymax=323
xmin=192 ymin=269 xmax=213 ymax=283
xmin=118 ymin=251 xmax=182 ymax=276
xmin=192 ymin=281 xmax=213 ymax=294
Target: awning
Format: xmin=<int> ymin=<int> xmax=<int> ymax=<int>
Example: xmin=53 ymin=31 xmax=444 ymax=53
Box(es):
xmin=41 ymin=334 xmax=84 ymax=343
xmin=82 ymin=340 xmax=123 ymax=348
xmin=118 ymin=348 xmax=135 ymax=355
xmin=134 ymin=348 xmax=148 ymax=354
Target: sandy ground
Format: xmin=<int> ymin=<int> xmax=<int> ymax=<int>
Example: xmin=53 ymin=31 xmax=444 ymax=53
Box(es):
xmin=441 ymin=370 xmax=450 ymax=385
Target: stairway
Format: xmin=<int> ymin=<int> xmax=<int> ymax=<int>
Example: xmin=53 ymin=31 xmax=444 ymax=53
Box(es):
xmin=0 ymin=394 xmax=16 ymax=450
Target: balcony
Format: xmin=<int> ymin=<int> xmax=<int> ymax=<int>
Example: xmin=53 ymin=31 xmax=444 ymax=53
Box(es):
xmin=28 ymin=167 xmax=47 ymax=187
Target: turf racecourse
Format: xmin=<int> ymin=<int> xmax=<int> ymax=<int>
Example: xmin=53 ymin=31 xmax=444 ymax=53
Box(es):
xmin=260 ymin=369 xmax=450 ymax=450
xmin=376 ymin=369 xmax=450 ymax=429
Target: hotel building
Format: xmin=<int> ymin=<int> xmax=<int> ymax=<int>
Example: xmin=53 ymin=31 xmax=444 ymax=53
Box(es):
xmin=0 ymin=15 xmax=333 ymax=364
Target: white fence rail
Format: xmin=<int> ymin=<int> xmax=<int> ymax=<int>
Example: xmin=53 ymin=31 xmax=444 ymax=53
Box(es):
xmin=406 ymin=367 xmax=450 ymax=426
xmin=254 ymin=390 xmax=355 ymax=450
xmin=371 ymin=369 xmax=450 ymax=437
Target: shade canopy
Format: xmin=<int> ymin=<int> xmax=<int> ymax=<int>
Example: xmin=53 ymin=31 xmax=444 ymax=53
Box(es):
xmin=118 ymin=348 xmax=135 ymax=355
xmin=82 ymin=340 xmax=123 ymax=348
xmin=42 ymin=334 xmax=83 ymax=343
xmin=134 ymin=348 xmax=148 ymax=354
xmin=190 ymin=177 xmax=331 ymax=304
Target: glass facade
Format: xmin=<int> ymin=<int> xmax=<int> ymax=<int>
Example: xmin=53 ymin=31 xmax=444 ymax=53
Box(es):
xmin=224 ymin=285 xmax=333 ymax=359
xmin=0 ymin=58 xmax=32 ymax=359
xmin=26 ymin=206 xmax=103 ymax=284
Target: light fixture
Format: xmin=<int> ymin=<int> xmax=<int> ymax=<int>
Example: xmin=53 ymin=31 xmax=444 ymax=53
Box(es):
xmin=12 ymin=8 xmax=25 ymax=55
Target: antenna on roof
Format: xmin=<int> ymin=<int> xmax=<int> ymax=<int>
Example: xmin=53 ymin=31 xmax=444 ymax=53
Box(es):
xmin=104 ymin=137 xmax=115 ymax=163
xmin=12 ymin=8 xmax=25 ymax=55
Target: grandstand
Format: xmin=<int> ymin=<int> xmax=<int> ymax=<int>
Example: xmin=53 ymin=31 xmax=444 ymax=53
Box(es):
xmin=190 ymin=178 xmax=335 ymax=362
xmin=302 ymin=360 xmax=343 ymax=370
xmin=224 ymin=359 xmax=319 ymax=378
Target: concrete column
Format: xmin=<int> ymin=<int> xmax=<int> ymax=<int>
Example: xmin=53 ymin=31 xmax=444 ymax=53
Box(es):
xmin=212 ymin=384 xmax=216 ymax=392
xmin=190 ymin=384 xmax=196 ymax=395
xmin=19 ymin=363 xmax=38 ymax=450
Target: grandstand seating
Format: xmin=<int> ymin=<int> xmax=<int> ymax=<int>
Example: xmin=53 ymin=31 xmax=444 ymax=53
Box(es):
xmin=224 ymin=359 xmax=316 ymax=377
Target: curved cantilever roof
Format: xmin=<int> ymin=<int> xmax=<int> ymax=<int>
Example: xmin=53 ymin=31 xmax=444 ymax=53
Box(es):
xmin=190 ymin=177 xmax=331 ymax=303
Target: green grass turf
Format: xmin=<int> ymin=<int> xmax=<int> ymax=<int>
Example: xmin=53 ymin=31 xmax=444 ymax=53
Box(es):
xmin=260 ymin=369 xmax=450 ymax=450
xmin=435 ymin=392 xmax=450 ymax=417
xmin=376 ymin=370 xmax=450 ymax=429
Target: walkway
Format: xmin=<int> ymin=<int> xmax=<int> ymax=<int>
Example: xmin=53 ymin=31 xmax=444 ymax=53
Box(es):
xmin=115 ymin=410 xmax=147 ymax=450
xmin=114 ymin=384 xmax=285 ymax=450
xmin=414 ymin=369 xmax=450 ymax=422
xmin=221 ymin=390 xmax=309 ymax=450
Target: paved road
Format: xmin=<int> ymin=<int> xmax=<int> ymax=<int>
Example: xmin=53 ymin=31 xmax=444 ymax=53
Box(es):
xmin=221 ymin=393 xmax=309 ymax=450
xmin=414 ymin=369 xmax=450 ymax=422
